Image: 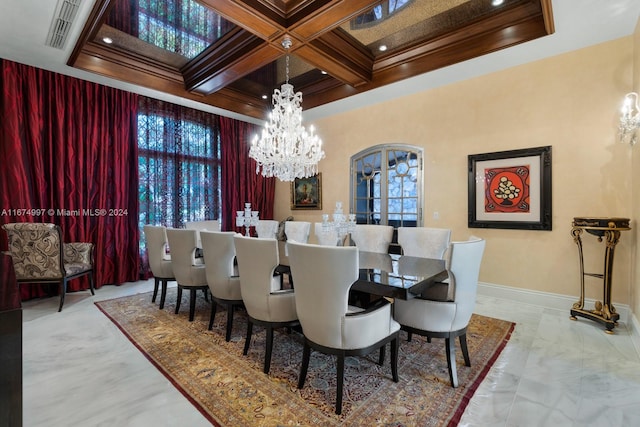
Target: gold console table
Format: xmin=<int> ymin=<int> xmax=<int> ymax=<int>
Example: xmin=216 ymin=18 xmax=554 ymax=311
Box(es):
xmin=570 ymin=217 xmax=630 ymax=334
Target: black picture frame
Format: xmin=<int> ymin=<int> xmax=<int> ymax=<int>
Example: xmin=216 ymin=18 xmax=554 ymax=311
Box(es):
xmin=468 ymin=146 xmax=552 ymax=230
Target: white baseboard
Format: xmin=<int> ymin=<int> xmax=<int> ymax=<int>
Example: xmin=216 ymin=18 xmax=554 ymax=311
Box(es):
xmin=477 ymin=281 xmax=633 ymax=328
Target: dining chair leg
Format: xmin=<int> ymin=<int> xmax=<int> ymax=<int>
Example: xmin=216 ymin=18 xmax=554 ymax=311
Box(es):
xmin=298 ymin=342 xmax=311 ymax=389
xmin=152 ymin=277 xmax=160 ymax=302
xmin=175 ymin=286 xmax=183 ymax=314
xmin=460 ymin=333 xmax=471 ymax=367
xmin=335 ymin=354 xmax=345 ymax=415
xmin=159 ymin=279 xmax=168 ymax=309
xmin=188 ymin=288 xmax=197 ymax=321
xmin=378 ymin=345 xmax=385 ymax=365
xmin=243 ymin=321 xmax=253 ymax=355
xmin=264 ymin=326 xmax=274 ymax=374
xmin=407 ymin=331 xmax=413 ymax=342
xmin=445 ymin=336 xmax=458 ymax=388
xmin=391 ymin=337 xmax=399 ymax=382
xmin=208 ymin=300 xmax=218 ymax=330
xmin=225 ymin=305 xmax=234 ymax=342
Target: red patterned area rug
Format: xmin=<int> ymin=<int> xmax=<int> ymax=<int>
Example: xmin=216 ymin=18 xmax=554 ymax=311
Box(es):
xmin=96 ymin=289 xmax=514 ymax=426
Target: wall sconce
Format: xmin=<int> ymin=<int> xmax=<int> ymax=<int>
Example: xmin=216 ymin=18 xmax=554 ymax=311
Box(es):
xmin=619 ymin=92 xmax=640 ymax=145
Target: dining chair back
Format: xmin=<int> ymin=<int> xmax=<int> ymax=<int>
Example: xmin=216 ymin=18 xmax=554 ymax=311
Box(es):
xmin=350 ymin=224 xmax=393 ymax=253
xmin=255 ymin=220 xmax=279 ymax=239
xmin=314 ymin=222 xmax=339 ymax=246
xmin=185 ymin=220 xmax=220 ymax=232
xmin=393 ymin=236 xmax=486 ymax=387
xmin=233 ymin=235 xmax=298 ymax=374
xmin=165 ymin=228 xmax=209 ymax=321
xmin=287 ymin=241 xmax=400 ymax=414
xmin=284 ymin=221 xmax=311 ymax=243
xmin=200 ymin=231 xmax=243 ymax=341
xmin=397 ymin=227 xmax=451 ymax=259
xmin=143 ymin=225 xmax=175 ymax=309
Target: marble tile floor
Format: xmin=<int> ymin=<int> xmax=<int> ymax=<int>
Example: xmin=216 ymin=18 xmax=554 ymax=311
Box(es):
xmin=21 ymin=280 xmax=640 ymax=427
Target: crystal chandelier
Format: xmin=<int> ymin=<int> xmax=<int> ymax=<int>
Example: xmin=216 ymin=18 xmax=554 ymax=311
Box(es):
xmin=249 ymin=37 xmax=324 ymax=181
xmin=619 ymin=92 xmax=640 ymax=146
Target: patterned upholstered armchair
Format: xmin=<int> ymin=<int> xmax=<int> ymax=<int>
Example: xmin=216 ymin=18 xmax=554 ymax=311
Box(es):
xmin=2 ymin=222 xmax=94 ymax=312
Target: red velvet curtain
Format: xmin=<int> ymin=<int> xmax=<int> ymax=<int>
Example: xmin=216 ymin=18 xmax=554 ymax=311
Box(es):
xmin=0 ymin=59 xmax=140 ymax=298
xmin=219 ymin=116 xmax=275 ymax=232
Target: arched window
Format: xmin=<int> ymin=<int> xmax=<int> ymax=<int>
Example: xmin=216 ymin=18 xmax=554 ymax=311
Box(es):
xmin=350 ymin=144 xmax=423 ymax=253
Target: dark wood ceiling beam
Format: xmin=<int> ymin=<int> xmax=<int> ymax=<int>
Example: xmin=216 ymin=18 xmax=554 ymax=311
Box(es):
xmin=373 ymin=1 xmax=551 ymax=74
xmin=286 ymin=0 xmax=379 ymax=40
xmin=295 ymin=29 xmax=373 ymax=86
xmin=67 ymin=0 xmax=115 ymax=66
xmin=182 ymin=29 xmax=282 ymax=94
xmin=197 ymin=0 xmax=286 ymax=40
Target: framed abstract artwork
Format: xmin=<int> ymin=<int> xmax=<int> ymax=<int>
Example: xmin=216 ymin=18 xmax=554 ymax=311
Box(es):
xmin=291 ymin=173 xmax=322 ymax=210
xmin=468 ymin=146 xmax=552 ymax=230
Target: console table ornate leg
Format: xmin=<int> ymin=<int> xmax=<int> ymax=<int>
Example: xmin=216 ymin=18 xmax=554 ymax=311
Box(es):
xmin=570 ymin=227 xmax=585 ymax=317
xmin=569 ymin=218 xmax=629 ymax=334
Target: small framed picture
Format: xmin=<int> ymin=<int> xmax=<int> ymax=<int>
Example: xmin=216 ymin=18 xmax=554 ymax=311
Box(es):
xmin=468 ymin=146 xmax=552 ymax=230
xmin=291 ymin=174 xmax=322 ymax=210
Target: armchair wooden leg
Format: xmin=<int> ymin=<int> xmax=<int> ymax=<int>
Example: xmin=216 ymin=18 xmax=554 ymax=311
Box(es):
xmin=88 ymin=272 xmax=95 ymax=295
xmin=298 ymin=342 xmax=311 ymax=389
xmin=336 ymin=354 xmax=345 ymax=415
xmin=445 ymin=336 xmax=458 ymax=388
xmin=58 ymin=279 xmax=67 ymax=312
xmin=243 ymin=321 xmax=253 ymax=355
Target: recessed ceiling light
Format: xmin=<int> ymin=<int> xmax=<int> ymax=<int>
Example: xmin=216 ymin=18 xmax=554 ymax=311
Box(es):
xmin=103 ymin=37 xmax=113 ymax=44
xmin=491 ymin=0 xmax=504 ymax=6
xmin=379 ymin=45 xmax=387 ymax=52
xmin=321 ymin=70 xmax=327 ymax=75
xmin=261 ymin=94 xmax=268 ymax=100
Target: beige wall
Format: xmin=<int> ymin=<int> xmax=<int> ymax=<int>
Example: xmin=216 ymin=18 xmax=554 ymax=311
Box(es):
xmin=274 ymin=36 xmax=636 ymax=307
xmin=631 ymin=19 xmax=640 ymax=318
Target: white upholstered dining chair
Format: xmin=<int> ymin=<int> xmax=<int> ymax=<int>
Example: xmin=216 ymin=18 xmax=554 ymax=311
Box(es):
xmin=397 ymin=226 xmax=451 ymax=259
xmin=143 ymin=225 xmax=175 ymax=309
xmin=287 ymin=241 xmax=400 ymax=415
xmin=393 ymin=236 xmax=486 ymax=387
xmin=200 ymin=231 xmax=243 ymax=341
xmin=233 ymin=235 xmax=298 ymax=374
xmin=314 ymin=222 xmax=339 ymax=246
xmin=284 ymin=221 xmax=311 ymax=243
xmin=165 ymin=228 xmax=209 ymax=322
xmin=350 ymin=224 xmax=394 ymax=253
xmin=255 ymin=220 xmax=279 ymax=239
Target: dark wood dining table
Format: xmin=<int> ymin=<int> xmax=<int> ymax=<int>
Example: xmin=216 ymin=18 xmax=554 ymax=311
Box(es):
xmin=352 ymin=251 xmax=448 ymax=300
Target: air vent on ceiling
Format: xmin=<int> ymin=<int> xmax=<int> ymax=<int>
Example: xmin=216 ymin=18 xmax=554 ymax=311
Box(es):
xmin=45 ymin=0 xmax=81 ymax=50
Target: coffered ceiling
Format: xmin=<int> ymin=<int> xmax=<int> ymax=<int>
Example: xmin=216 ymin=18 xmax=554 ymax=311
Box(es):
xmin=68 ymin=0 xmax=554 ymax=120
